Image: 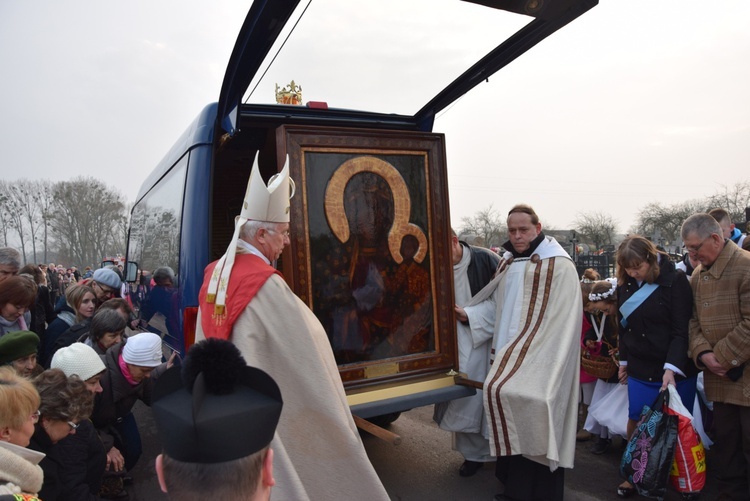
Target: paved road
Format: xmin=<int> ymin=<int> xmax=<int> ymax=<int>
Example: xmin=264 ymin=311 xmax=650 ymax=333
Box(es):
xmin=127 ymin=402 xmax=718 ymax=500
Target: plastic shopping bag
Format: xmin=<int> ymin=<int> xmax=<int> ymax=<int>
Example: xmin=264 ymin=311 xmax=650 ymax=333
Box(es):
xmin=620 ymin=390 xmax=679 ymax=500
xmin=666 ymin=385 xmax=706 ymax=495
xmin=587 ymin=382 xmax=629 ymax=438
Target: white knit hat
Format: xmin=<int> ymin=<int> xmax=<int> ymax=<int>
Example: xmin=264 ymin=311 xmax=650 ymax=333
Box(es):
xmin=122 ymin=332 xmax=163 ymax=367
xmin=51 ymin=342 xmax=106 ymax=381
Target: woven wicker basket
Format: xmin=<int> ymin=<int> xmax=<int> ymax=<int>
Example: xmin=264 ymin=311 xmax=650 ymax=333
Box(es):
xmin=581 ymin=351 xmax=617 ymax=379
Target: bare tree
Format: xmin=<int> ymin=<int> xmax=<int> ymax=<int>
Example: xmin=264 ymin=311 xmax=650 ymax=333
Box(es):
xmin=573 ymin=212 xmax=619 ymax=251
xmin=37 ymin=180 xmax=55 ymax=263
xmin=10 ymin=179 xmax=47 ymax=263
xmin=50 ymin=177 xmax=128 ymax=267
xmin=631 ymin=182 xmax=749 ymax=250
xmin=129 ymin=206 xmax=180 ymax=272
xmin=635 ymin=199 xmax=707 ymax=245
xmin=2 ymin=184 xmax=30 ymax=263
xmin=0 ymin=181 xmax=14 ymax=247
xmin=459 ymin=205 xmax=507 ymax=248
xmin=705 ymin=181 xmax=750 ymax=223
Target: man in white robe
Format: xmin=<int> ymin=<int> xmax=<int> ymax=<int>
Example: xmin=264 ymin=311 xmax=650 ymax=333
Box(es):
xmin=195 ymin=155 xmax=388 ymax=501
xmin=435 ymin=230 xmax=499 ymax=476
xmin=456 ymin=204 xmax=581 ymax=501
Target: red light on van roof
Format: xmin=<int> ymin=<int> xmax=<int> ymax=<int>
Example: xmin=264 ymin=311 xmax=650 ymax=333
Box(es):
xmin=306 ymin=101 xmax=328 ymax=109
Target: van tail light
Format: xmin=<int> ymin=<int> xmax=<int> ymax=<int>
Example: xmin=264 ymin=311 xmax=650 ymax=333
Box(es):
xmin=183 ymin=307 xmax=199 ymax=350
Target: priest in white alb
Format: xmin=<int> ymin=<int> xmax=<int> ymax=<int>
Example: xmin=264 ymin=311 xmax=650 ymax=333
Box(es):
xmin=456 ymin=204 xmax=582 ymax=501
xmin=434 ymin=229 xmax=500 ymax=477
xmin=195 ymin=153 xmax=389 ymax=501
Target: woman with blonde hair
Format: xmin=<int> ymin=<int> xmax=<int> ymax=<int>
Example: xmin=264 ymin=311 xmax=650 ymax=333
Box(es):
xmin=41 ymin=283 xmax=97 ymax=367
xmin=614 ymin=236 xmax=697 ymax=498
xmin=0 ymin=366 xmax=44 ymax=497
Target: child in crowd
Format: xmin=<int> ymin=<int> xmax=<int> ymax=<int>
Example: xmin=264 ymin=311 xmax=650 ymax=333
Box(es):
xmin=583 ymin=278 xmax=622 ymax=454
xmin=577 ymin=268 xmax=600 ymax=442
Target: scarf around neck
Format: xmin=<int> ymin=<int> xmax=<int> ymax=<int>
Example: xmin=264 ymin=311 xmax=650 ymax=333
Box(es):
xmin=118 ymin=352 xmax=140 ymax=386
xmin=502 ymin=232 xmax=546 ymax=258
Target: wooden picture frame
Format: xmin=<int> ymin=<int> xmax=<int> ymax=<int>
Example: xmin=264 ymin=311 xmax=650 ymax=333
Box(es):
xmin=277 ymin=125 xmax=456 ymax=388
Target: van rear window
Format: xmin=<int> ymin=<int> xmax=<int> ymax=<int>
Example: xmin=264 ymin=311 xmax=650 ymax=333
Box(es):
xmin=128 ymin=157 xmax=188 ymax=282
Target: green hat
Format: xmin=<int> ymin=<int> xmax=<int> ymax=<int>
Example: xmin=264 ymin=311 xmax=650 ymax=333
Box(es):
xmin=0 ymin=330 xmax=40 ymax=365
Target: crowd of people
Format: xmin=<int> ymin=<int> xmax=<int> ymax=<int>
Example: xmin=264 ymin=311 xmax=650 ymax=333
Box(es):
xmin=448 ymin=206 xmax=749 ymax=501
xmin=0 ymin=191 xmax=748 ymax=501
xmin=0 ymin=248 xmax=175 ymax=500
xmin=567 ymin=209 xmax=750 ymax=501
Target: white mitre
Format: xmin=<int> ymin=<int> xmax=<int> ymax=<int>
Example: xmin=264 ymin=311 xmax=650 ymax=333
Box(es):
xmin=206 ymin=152 xmax=293 ymax=315
xmin=241 ymin=153 xmax=292 ymax=223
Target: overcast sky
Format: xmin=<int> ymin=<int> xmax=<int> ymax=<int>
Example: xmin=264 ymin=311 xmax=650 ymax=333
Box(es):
xmin=2 ymin=0 xmax=747 ymax=235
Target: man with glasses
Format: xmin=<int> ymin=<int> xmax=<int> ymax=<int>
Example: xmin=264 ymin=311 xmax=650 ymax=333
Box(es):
xmin=88 ymin=268 xmax=121 ymax=303
xmin=196 ymin=155 xmax=389 ymax=501
xmin=682 ymin=213 xmax=750 ymax=500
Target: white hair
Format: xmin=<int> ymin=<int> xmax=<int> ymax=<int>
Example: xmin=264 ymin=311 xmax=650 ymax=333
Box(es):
xmin=239 ymin=220 xmax=278 ymax=241
xmin=0 ymin=247 xmax=21 ymax=268
xmin=681 ymin=213 xmax=722 ymax=241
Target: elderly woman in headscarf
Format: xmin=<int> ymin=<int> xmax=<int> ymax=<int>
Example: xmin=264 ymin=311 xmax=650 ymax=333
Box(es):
xmin=91 ymin=332 xmax=173 ymax=476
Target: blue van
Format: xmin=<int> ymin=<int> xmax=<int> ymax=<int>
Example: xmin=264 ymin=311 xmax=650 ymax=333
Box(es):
xmin=125 ymin=0 xmax=597 ymax=419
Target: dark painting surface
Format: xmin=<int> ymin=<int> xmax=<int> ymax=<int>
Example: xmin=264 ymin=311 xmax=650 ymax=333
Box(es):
xmin=279 ymin=125 xmax=456 ymax=387
xmin=305 ymin=152 xmax=435 ymax=366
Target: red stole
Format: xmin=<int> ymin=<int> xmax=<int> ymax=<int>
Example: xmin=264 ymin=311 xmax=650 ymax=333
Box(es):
xmin=199 ymin=254 xmax=281 ymax=340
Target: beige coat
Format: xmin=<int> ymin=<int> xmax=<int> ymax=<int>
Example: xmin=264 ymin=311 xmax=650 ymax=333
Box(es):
xmin=197 ymin=273 xmax=388 ymax=501
xmin=689 ymin=240 xmax=750 ymax=406
xmin=0 ymin=440 xmax=44 ymax=496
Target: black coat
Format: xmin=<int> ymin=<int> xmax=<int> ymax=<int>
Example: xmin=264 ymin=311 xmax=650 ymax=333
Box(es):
xmin=48 ymin=319 xmax=92 ymax=363
xmin=617 ymin=257 xmax=697 ymax=382
xmin=28 ymin=421 xmax=106 ymax=501
xmin=28 ymin=424 xmax=62 ymax=501
xmin=462 ymin=242 xmax=500 ymax=297
xmin=41 ymin=303 xmax=77 ymax=368
xmin=47 ymin=268 xmax=59 ymax=293
xmin=53 ymin=420 xmax=107 ymax=501
xmin=30 ymin=285 xmax=55 ymax=338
